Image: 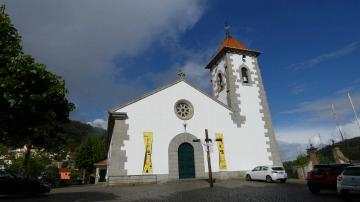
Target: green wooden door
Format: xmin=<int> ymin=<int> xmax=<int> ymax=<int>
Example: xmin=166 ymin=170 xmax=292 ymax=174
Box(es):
xmin=178 ymin=143 xmax=195 ymax=179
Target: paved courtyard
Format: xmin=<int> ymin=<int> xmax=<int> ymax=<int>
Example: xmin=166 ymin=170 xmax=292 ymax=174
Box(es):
xmin=0 ymin=179 xmax=351 ymax=202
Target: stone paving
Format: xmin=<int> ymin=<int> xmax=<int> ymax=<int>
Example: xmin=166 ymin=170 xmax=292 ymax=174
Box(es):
xmin=0 ymin=179 xmax=353 ymax=202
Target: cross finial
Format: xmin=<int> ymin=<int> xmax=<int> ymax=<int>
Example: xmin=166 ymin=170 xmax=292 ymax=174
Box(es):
xmin=224 ymin=21 xmax=231 ymax=37
xmin=177 ymin=69 xmax=185 ymax=79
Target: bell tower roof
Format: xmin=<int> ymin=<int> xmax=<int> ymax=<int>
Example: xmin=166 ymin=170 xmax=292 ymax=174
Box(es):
xmin=219 ymin=35 xmax=249 ymax=51
xmin=205 ymin=35 xmax=261 ymax=69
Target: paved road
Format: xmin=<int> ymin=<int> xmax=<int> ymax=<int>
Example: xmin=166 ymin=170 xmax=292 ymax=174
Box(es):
xmin=0 ymin=179 xmax=353 ymax=202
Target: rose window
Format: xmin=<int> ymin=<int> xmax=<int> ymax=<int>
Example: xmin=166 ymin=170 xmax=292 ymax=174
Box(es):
xmin=174 ymin=100 xmax=194 ymax=120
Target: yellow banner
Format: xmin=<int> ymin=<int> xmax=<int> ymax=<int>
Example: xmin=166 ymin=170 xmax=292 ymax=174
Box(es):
xmin=143 ymin=132 xmax=153 ymax=174
xmin=216 ymin=133 xmax=227 ymax=170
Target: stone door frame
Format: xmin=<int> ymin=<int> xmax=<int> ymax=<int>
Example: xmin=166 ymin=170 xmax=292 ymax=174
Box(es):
xmin=168 ymin=133 xmax=205 ymax=180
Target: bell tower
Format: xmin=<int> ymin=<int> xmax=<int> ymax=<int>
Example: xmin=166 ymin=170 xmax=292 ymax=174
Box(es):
xmin=205 ymin=29 xmax=282 ymax=166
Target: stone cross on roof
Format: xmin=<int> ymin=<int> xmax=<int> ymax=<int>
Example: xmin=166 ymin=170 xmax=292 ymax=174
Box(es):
xmin=177 ymin=69 xmax=185 ymax=79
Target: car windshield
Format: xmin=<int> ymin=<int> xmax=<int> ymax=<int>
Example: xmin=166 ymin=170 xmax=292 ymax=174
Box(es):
xmin=343 ymin=167 xmax=360 ymax=176
xmin=252 ymin=166 xmax=261 ymax=171
xmin=272 ymin=167 xmax=284 ymax=171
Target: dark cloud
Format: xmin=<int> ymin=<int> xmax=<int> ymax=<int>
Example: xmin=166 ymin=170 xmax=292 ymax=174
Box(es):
xmin=2 ymin=0 xmax=206 ymax=121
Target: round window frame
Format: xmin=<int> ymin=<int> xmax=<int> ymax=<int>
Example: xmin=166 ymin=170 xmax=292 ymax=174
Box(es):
xmin=174 ymin=99 xmax=194 ymax=120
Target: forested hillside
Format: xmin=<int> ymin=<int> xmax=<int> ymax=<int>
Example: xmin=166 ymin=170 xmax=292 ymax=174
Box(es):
xmin=57 ymin=120 xmax=106 ymax=153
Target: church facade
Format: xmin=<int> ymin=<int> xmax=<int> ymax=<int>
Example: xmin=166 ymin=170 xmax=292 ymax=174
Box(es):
xmin=106 ymin=34 xmax=282 ymax=185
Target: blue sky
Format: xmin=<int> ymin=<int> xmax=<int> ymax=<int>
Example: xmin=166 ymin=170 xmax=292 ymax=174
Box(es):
xmin=3 ymin=0 xmax=360 ymax=160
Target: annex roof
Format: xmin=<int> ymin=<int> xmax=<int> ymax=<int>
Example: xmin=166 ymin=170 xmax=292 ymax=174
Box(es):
xmin=94 ymin=159 xmax=108 ymax=166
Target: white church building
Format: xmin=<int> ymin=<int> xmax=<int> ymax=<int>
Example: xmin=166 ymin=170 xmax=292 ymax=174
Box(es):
xmin=106 ymin=34 xmax=282 ymax=185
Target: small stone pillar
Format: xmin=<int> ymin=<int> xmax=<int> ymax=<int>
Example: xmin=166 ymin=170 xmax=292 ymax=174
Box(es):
xmin=332 ymin=146 xmax=350 ymax=164
xmin=95 ymin=167 xmax=100 ymax=184
xmin=94 ymin=160 xmax=108 ymax=184
xmin=307 ymin=145 xmax=319 ymax=165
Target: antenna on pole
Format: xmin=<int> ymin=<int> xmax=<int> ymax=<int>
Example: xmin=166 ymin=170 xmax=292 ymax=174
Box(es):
xmin=348 ymin=92 xmax=360 ymax=130
xmin=331 ymin=104 xmax=345 ymax=141
xmin=318 ymin=133 xmax=322 ymax=145
xmin=224 ymin=21 xmax=231 ymax=38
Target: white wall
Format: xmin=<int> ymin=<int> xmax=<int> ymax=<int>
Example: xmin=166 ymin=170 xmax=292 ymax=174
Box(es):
xmin=228 ymin=53 xmax=272 ymax=165
xmin=114 ymin=79 xmax=272 ymax=176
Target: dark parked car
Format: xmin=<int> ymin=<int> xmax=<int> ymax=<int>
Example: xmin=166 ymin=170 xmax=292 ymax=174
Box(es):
xmin=307 ymin=164 xmax=352 ymax=194
xmin=0 ymin=170 xmax=50 ymax=196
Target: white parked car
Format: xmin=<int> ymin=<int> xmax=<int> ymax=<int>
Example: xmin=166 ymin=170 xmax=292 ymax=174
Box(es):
xmin=337 ymin=165 xmax=360 ymax=200
xmin=246 ymin=166 xmax=287 ymax=183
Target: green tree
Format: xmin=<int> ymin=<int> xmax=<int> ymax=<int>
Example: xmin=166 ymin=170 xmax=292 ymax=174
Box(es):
xmin=0 ymin=4 xmax=74 ymax=174
xmin=75 ymin=134 xmax=107 ymax=177
xmin=0 ymin=143 xmax=7 ymax=155
xmin=0 ymin=5 xmax=21 ymax=68
xmin=292 ymin=154 xmax=310 ymax=167
xmin=7 ymin=152 xmax=51 ymax=178
xmin=42 ymin=165 xmax=60 ymax=187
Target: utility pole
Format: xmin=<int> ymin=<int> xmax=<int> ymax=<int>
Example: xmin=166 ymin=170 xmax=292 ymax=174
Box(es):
xmin=331 ymin=104 xmax=345 ymax=141
xmin=193 ymin=129 xmax=214 ymax=188
xmin=348 ymin=92 xmax=360 ymax=130
xmin=205 ymin=129 xmax=214 ymax=188
xmin=318 ymin=133 xmax=322 ymax=145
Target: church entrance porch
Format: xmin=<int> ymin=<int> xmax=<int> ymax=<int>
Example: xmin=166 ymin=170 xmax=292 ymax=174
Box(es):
xmin=178 ymin=143 xmax=195 ymax=179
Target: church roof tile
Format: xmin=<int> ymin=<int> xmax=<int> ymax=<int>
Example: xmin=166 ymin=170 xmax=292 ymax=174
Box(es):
xmin=205 ymin=35 xmax=261 ymax=69
xmin=219 ymin=36 xmax=249 ymax=51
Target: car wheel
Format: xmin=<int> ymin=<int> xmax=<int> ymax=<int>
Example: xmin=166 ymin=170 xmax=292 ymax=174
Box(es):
xmin=280 ymin=179 xmax=286 ymax=183
xmin=308 ymin=185 xmax=320 ymax=194
xmin=246 ymin=174 xmax=252 ymax=181
xmin=266 ymin=175 xmax=272 ymax=183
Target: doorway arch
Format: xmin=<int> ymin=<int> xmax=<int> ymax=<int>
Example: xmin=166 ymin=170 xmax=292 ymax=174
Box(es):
xmin=168 ymin=133 xmax=205 ymax=180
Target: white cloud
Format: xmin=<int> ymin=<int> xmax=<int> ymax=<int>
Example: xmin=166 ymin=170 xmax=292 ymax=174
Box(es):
xmin=290 ymin=83 xmax=306 ymax=95
xmin=288 ymin=41 xmax=359 ymax=70
xmin=283 ymin=90 xmax=360 ymax=121
xmin=278 ymin=141 xmax=307 ymax=161
xmin=275 ymin=120 xmax=360 ymax=161
xmin=276 ymin=120 xmax=360 ymax=146
xmin=135 ymin=43 xmax=216 ymax=93
xmin=182 ymin=60 xmax=211 ymax=91
xmin=275 ymin=126 xmax=332 ymax=160
xmin=87 ymin=118 xmax=107 ymax=129
xmin=170 ymin=43 xmax=217 ymax=92
xmin=275 ymin=126 xmax=335 ymax=145
xmin=2 ymin=0 xmax=206 ymax=121
xmin=341 ymin=119 xmax=360 ymax=139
